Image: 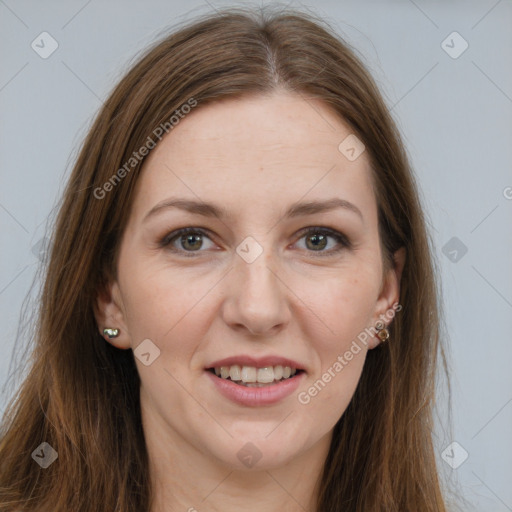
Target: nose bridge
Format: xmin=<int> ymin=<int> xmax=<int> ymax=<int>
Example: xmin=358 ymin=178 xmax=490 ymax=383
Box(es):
xmin=236 ymin=241 xmax=280 ymax=304
xmin=240 ymin=245 xmax=274 ymax=291
xmin=222 ymin=238 xmax=290 ymax=335
xmin=234 ymin=232 xmax=275 ymax=286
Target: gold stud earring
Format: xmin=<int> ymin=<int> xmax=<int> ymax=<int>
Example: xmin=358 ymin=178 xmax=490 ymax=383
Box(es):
xmin=375 ymin=321 xmax=389 ymax=343
xmin=103 ymin=328 xmax=120 ymax=339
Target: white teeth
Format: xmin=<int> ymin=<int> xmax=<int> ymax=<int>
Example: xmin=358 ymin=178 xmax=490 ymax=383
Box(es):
xmin=241 ymin=366 xmax=257 ymax=383
xmin=211 ymin=364 xmax=300 ymax=384
xmin=257 ymin=367 xmax=274 ymax=383
xmin=229 ymin=364 xmax=241 ymax=381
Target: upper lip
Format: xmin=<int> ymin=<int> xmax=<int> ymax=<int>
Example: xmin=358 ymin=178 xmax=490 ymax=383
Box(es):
xmin=206 ymin=355 xmax=306 ymax=372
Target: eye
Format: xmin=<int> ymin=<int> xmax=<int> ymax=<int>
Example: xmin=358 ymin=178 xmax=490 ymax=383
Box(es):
xmin=159 ymin=227 xmax=215 ymax=256
xmin=159 ymin=226 xmax=351 ymax=257
xmin=294 ymin=227 xmax=351 ymax=256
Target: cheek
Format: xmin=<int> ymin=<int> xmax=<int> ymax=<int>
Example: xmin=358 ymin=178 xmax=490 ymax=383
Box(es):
xmin=299 ymin=351 xmax=365 ymax=430
xmin=292 ymin=266 xmax=380 ymax=353
xmin=119 ymin=258 xmax=219 ymax=358
xmin=292 ymin=271 xmax=377 ymax=431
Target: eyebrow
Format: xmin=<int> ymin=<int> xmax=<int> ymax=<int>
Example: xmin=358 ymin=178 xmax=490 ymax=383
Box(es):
xmin=143 ymin=197 xmax=363 ymax=223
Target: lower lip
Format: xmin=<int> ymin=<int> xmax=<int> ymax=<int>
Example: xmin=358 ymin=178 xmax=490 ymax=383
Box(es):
xmin=206 ymin=370 xmax=305 ymax=407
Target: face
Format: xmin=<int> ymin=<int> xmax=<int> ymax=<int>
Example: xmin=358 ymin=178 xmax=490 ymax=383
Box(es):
xmin=95 ymin=91 xmax=404 ymax=471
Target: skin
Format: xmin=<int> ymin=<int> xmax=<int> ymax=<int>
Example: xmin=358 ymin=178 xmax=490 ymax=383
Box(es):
xmin=95 ymin=90 xmax=405 ymax=512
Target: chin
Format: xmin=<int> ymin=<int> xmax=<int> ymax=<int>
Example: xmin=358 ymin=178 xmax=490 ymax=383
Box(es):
xmin=208 ymin=431 xmax=309 ymax=472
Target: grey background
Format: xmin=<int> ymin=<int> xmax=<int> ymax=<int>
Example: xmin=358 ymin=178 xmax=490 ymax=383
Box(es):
xmin=1 ymin=0 xmax=511 ymax=510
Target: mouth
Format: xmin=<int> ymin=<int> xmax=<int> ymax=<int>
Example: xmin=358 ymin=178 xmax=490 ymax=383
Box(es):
xmin=206 ymin=365 xmax=305 ymax=388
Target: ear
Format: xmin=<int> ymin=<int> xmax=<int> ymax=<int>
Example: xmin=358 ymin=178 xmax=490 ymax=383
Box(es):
xmin=93 ymin=280 xmax=131 ymax=350
xmin=368 ymin=247 xmax=406 ymax=349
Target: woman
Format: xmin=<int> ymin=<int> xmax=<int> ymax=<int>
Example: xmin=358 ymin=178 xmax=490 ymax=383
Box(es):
xmin=0 ymin=6 xmax=456 ymax=511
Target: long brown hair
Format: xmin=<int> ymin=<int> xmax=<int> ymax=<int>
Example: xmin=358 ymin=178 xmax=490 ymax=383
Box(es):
xmin=0 ymin=6 xmax=458 ymax=511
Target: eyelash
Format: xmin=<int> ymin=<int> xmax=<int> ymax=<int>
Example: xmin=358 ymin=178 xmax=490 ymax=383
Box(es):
xmin=158 ymin=226 xmax=351 ymax=258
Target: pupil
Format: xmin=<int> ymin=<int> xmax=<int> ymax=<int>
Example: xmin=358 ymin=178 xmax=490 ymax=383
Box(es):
xmin=182 ymin=234 xmax=202 ymax=251
xmin=307 ymin=233 xmax=326 ymax=250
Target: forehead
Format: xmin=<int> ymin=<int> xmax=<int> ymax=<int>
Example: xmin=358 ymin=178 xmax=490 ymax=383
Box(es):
xmin=131 ymin=91 xmax=376 ymax=224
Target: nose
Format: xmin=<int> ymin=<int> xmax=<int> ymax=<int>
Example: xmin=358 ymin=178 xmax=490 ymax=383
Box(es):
xmin=221 ymin=248 xmax=291 ymax=336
